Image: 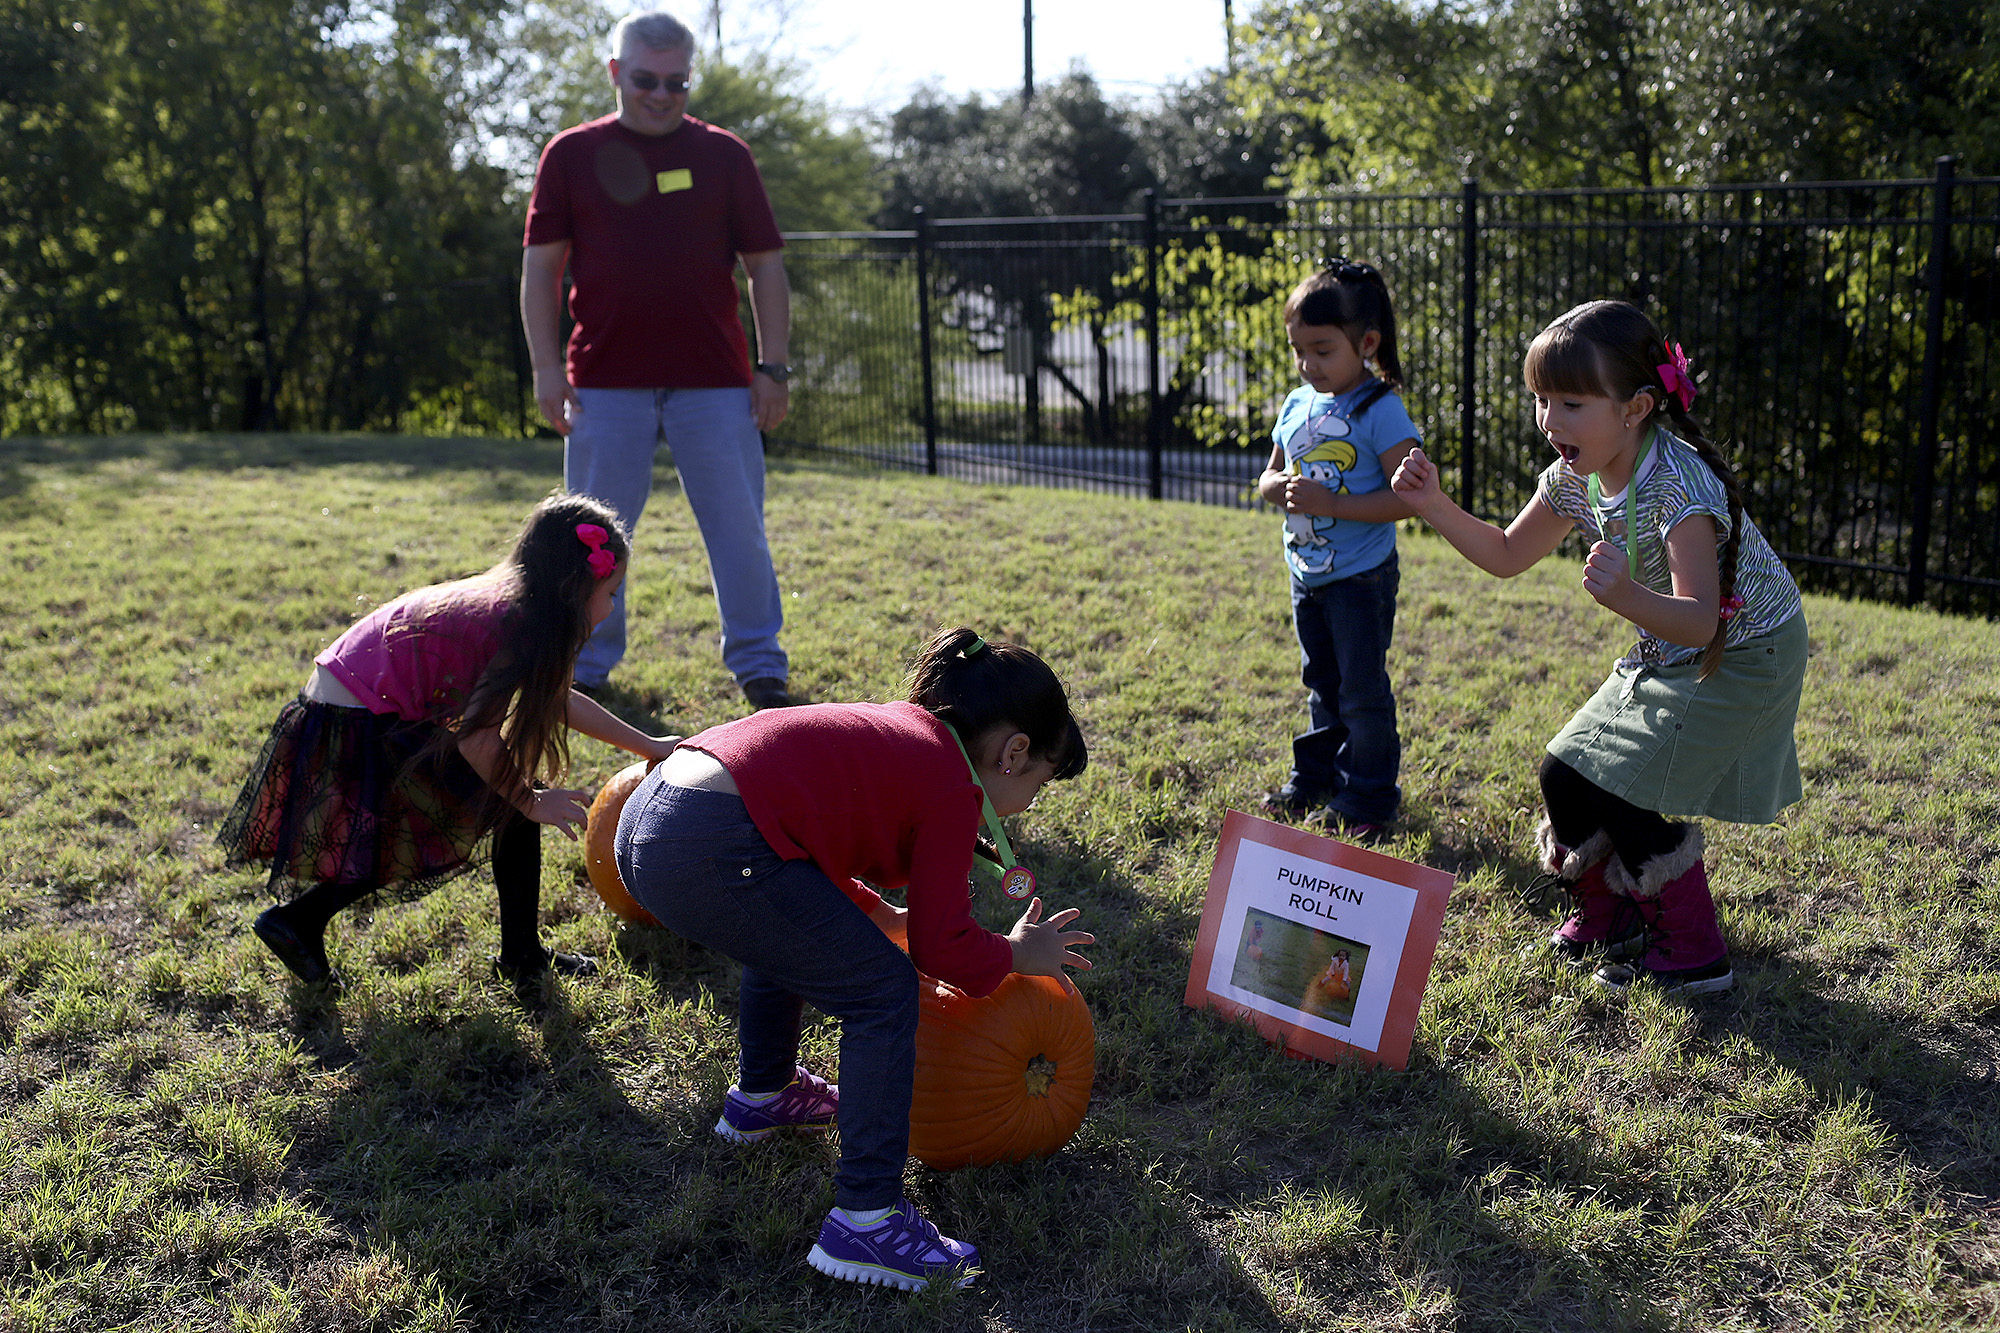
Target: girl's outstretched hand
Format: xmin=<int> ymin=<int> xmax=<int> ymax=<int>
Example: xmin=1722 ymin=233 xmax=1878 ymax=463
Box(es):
xmin=1005 ymin=897 xmax=1095 ymax=977
xmin=1390 ymin=447 xmax=1444 ymax=516
xmin=525 ymin=785 xmax=592 ymax=840
xmin=637 ymin=734 xmax=683 ymax=763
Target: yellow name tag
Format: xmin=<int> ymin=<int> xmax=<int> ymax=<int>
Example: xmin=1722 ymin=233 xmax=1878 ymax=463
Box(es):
xmin=656 ymin=169 xmax=692 ymax=195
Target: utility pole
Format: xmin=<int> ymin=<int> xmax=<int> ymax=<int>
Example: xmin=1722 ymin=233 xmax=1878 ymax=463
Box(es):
xmin=1022 ymin=0 xmax=1034 ymax=106
xmin=1223 ymin=0 xmax=1235 ymax=74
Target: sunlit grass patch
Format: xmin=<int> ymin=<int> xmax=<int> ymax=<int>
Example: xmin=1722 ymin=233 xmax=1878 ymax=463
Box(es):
xmin=0 ymin=434 xmax=1995 ymax=1330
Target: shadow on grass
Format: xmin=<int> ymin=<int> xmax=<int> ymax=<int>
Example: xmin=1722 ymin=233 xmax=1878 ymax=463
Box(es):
xmin=1031 ymin=820 xmax=1999 ymax=1330
xmin=3 ymin=432 xmax=562 ymax=477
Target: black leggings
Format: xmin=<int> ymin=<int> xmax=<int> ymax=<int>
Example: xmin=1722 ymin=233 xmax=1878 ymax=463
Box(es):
xmin=279 ymin=811 xmax=543 ymax=957
xmin=1539 ymin=754 xmax=1685 ymax=877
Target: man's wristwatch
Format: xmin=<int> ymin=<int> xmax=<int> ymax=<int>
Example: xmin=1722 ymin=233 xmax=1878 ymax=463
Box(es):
xmin=755 ymin=362 xmax=791 ymax=383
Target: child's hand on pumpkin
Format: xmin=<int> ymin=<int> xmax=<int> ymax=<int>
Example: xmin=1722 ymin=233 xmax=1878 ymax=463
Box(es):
xmin=1006 ymin=897 xmax=1094 ymax=977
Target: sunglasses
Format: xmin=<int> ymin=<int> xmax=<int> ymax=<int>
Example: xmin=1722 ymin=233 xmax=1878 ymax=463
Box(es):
xmin=626 ymin=71 xmax=692 ymax=94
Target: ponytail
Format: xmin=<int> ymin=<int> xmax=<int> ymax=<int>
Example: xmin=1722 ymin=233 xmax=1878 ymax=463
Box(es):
xmin=905 ymin=626 xmax=1087 ymax=780
xmin=1660 ymin=400 xmax=1746 ymax=680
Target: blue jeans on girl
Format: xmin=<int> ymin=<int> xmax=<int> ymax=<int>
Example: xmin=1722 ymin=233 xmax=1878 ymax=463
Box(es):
xmin=615 ymin=776 xmax=917 ymax=1213
xmin=1289 ymin=553 xmax=1402 ymax=825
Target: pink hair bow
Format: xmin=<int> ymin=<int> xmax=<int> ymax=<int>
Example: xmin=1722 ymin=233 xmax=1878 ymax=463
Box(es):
xmin=1656 ymin=341 xmax=1697 ymax=413
xmin=575 ymin=523 xmax=617 ymax=579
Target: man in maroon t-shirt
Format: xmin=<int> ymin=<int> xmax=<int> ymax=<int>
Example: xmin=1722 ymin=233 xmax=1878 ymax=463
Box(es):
xmin=521 ymin=9 xmax=795 ymax=709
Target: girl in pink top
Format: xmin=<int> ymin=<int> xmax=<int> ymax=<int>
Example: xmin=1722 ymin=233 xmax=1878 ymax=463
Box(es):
xmin=218 ymin=494 xmax=680 ymax=989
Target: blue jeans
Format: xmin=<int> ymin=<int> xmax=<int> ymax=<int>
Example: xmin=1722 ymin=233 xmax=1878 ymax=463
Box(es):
xmin=565 ymin=387 xmax=787 ymax=687
xmin=615 ymin=775 xmax=917 ymax=1212
xmin=1289 ymin=554 xmax=1401 ymax=824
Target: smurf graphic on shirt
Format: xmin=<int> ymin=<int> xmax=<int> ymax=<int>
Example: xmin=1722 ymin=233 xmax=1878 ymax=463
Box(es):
xmin=1282 ymin=400 xmax=1365 ymax=576
xmin=1271 ymin=378 xmax=1418 ymax=587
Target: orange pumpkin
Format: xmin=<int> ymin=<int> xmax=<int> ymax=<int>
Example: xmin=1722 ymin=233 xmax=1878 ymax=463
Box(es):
xmin=583 ymin=760 xmax=659 ymax=925
xmin=909 ymin=972 xmax=1095 ymax=1170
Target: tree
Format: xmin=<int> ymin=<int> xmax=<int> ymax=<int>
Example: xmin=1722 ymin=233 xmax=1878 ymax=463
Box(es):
xmin=877 ymin=73 xmax=1162 ymax=444
xmin=0 ymin=0 xmax=524 ymax=433
xmin=1230 ymin=0 xmax=2000 ymax=193
xmin=0 ymin=0 xmax=883 ymax=434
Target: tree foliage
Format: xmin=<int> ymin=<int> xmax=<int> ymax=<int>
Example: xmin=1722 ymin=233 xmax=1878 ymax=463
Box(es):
xmin=1233 ymin=0 xmax=2000 ymax=191
xmin=0 ymin=0 xmax=881 ymax=434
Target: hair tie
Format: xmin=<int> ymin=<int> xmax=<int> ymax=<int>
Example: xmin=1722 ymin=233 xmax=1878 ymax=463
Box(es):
xmin=575 ymin=523 xmax=617 ymax=579
xmin=1318 ymin=256 xmax=1375 ymax=281
xmin=1717 ymin=594 xmax=1745 ymax=622
xmin=1656 ymin=341 xmax=1698 ymax=413
xmin=962 ymin=635 xmax=988 ymax=658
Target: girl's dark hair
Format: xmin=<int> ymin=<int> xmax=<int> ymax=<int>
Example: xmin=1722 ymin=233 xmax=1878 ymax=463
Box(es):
xmin=904 ymin=626 xmax=1087 ymax=781
xmin=444 ymin=492 xmax=630 ymax=809
xmin=1282 ymin=258 xmax=1405 ymax=390
xmin=1525 ymin=299 xmax=1745 ymax=679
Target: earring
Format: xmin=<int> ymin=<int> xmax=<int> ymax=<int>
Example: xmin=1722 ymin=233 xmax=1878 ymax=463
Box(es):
xmin=1002 ymin=767 xmax=1012 ymax=775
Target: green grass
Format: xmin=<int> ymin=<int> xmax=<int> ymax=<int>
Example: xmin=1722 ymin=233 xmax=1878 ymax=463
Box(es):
xmin=1 ymin=432 xmax=1996 ymax=1332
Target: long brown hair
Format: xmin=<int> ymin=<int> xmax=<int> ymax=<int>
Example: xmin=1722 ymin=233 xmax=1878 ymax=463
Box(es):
xmin=442 ymin=493 xmax=630 ymax=811
xmin=1525 ymin=300 xmax=1745 ymax=679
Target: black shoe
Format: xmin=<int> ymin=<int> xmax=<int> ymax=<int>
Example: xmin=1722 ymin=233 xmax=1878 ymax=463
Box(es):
xmin=1260 ymin=781 xmax=1327 ymax=819
xmin=493 ymin=947 xmax=600 ymax=984
xmin=1594 ymin=954 xmax=1734 ymax=996
xmin=1317 ymin=810 xmax=1390 ymax=846
xmin=253 ymin=907 xmax=335 ymax=986
xmin=742 ymin=676 xmax=794 ymax=710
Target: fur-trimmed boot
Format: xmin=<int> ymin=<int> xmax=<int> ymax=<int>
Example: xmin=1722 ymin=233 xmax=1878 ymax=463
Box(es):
xmin=1594 ymin=826 xmax=1734 ymax=996
xmin=1531 ymin=821 xmax=1644 ymax=964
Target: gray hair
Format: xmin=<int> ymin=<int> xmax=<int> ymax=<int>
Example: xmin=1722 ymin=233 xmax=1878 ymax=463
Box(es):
xmin=610 ymin=11 xmax=695 ymax=60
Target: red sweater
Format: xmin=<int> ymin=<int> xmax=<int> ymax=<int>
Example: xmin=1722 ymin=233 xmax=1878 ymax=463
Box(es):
xmin=686 ymin=702 xmax=1014 ymax=997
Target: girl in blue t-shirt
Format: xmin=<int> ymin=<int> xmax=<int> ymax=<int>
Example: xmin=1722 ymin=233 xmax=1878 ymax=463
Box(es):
xmin=1256 ymin=259 xmax=1423 ymax=842
xmin=1392 ymin=300 xmax=1807 ymax=997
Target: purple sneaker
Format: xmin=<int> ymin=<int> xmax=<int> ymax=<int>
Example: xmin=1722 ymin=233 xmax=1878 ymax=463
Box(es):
xmin=712 ymin=1067 xmax=838 ymax=1143
xmin=807 ymin=1200 xmax=980 ymax=1291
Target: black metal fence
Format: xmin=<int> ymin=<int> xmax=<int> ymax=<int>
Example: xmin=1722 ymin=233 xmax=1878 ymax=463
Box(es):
xmin=781 ymin=163 xmax=2000 ymax=616
xmin=11 ymin=168 xmax=1996 ymax=615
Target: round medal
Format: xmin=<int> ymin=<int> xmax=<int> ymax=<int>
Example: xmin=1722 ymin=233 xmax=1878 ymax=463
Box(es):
xmin=1000 ymin=865 xmax=1036 ymax=900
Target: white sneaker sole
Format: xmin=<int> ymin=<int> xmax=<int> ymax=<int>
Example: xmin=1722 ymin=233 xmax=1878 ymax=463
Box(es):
xmin=1594 ymin=963 xmax=1735 ymax=995
xmin=806 ymin=1244 xmax=975 ymax=1291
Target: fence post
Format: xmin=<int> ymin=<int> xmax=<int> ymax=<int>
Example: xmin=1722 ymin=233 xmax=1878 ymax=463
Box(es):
xmin=1909 ymin=155 xmax=1955 ymax=607
xmin=1459 ymin=177 xmax=1479 ymax=509
xmin=506 ymin=272 xmax=534 ymax=438
xmin=1143 ymin=189 xmax=1164 ymax=500
xmin=914 ymin=207 xmax=940 ymax=475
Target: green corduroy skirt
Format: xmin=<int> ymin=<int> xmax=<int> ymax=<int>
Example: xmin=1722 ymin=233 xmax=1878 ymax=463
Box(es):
xmin=1546 ymin=613 xmax=1809 ymax=824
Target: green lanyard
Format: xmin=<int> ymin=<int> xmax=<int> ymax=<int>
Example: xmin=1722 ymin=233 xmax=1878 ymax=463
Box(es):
xmin=947 ymin=726 xmax=1037 ymax=901
xmin=1587 ymin=428 xmax=1653 ymax=585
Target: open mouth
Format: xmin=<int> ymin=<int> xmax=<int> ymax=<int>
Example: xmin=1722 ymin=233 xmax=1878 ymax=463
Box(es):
xmin=1556 ymin=443 xmax=1579 ymax=465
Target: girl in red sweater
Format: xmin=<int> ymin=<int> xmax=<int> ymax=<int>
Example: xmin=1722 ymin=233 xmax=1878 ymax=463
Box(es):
xmin=615 ymin=626 xmax=1093 ymax=1292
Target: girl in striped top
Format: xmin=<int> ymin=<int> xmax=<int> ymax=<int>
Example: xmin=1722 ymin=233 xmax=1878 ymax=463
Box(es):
xmin=1392 ymin=300 xmax=1807 ymax=996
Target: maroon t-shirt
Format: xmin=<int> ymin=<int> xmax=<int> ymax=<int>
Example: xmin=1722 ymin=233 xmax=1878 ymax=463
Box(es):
xmin=523 ymin=114 xmax=784 ymax=389
xmin=685 ymin=702 xmax=1016 ymax=998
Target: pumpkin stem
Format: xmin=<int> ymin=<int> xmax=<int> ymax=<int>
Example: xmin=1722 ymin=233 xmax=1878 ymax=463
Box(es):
xmin=1022 ymin=1054 xmax=1057 ymax=1098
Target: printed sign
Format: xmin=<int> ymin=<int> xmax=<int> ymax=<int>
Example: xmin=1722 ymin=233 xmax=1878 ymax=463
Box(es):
xmin=1184 ymin=810 xmax=1453 ymax=1069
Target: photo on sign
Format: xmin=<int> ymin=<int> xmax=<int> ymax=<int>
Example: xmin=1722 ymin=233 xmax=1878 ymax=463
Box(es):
xmin=1229 ymin=908 xmax=1371 ymax=1027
